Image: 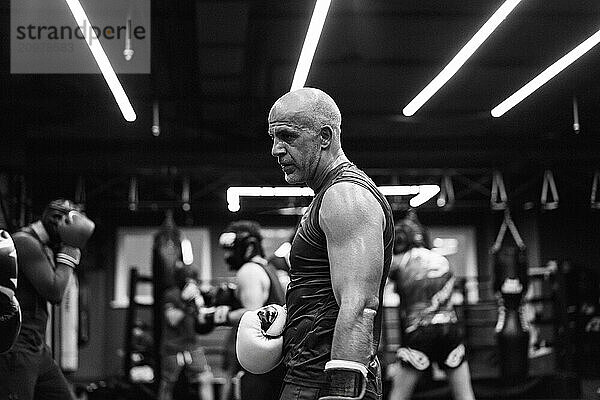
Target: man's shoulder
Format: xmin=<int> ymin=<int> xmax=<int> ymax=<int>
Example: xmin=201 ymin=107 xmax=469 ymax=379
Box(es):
xmin=322 ymin=181 xmax=384 ymax=217
xmin=412 ymin=247 xmax=441 ymax=259
xmin=412 ymin=248 xmax=450 ymax=270
xmin=12 ymin=230 xmax=43 ymax=251
xmin=237 ymin=260 xmax=269 ymax=281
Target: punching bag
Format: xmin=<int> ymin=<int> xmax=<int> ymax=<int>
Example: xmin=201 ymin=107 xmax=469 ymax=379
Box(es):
xmin=151 ymin=210 xmax=184 ymax=384
xmin=492 ymin=211 xmax=530 ymax=383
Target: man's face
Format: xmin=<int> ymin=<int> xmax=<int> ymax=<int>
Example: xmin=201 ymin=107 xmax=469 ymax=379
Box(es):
xmin=268 ymin=108 xmax=321 ymax=185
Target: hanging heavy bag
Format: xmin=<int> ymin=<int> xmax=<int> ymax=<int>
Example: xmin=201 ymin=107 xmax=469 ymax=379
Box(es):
xmin=492 ymin=210 xmax=530 ymax=383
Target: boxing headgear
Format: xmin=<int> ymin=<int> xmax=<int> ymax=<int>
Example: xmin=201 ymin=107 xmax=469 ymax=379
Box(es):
xmin=219 ymin=221 xmax=264 ymax=270
xmin=394 ymin=209 xmax=426 ymax=254
xmin=42 ymin=199 xmax=95 ymax=248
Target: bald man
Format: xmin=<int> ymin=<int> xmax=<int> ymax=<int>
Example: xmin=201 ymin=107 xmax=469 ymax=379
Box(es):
xmin=268 ymin=88 xmax=394 ymax=400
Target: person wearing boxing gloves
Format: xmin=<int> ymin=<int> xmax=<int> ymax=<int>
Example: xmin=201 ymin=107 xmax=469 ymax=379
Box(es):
xmin=0 ymin=230 xmax=21 ymax=354
xmin=194 ymin=282 xmax=243 ymax=334
xmin=216 ymin=220 xmax=286 ymax=400
xmin=0 ymin=199 xmax=94 ymax=400
xmin=265 ymin=88 xmax=394 ymax=400
xmin=158 ymin=263 xmax=215 ymax=400
xmin=387 ymin=211 xmax=475 ymax=400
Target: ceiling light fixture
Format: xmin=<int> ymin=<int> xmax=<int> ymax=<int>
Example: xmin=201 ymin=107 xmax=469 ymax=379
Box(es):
xmin=290 ymin=0 xmax=332 ymax=91
xmin=226 ymin=184 xmax=440 ymax=212
xmin=402 ymin=0 xmax=522 ymax=117
xmin=491 ymin=28 xmax=600 ymax=117
xmin=64 ymin=0 xmax=137 ymax=122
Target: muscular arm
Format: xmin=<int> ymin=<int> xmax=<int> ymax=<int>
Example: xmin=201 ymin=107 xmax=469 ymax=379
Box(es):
xmin=14 ymin=234 xmax=73 ymax=304
xmin=320 ymin=182 xmax=385 ymax=365
xmin=228 ymin=262 xmax=270 ymax=324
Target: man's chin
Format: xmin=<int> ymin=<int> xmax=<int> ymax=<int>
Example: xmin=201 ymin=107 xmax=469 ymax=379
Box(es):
xmin=284 ymin=173 xmax=304 ymax=185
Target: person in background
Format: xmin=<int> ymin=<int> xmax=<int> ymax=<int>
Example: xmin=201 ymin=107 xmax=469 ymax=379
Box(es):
xmin=388 ymin=210 xmax=475 ymax=400
xmin=158 ymin=263 xmax=215 ymax=400
xmin=0 ymin=199 xmax=94 ymax=400
xmin=267 ymin=240 xmax=291 ymax=296
xmin=213 ymin=220 xmax=286 ymax=400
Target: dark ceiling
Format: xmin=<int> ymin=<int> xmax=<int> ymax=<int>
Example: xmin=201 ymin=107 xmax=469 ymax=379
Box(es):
xmin=1 ymin=0 xmax=600 ymax=217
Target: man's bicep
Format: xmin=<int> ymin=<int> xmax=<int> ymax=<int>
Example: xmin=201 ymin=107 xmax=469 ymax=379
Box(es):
xmin=320 ymin=183 xmax=385 ymax=305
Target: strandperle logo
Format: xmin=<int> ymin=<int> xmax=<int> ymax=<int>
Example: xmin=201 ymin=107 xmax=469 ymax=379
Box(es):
xmin=11 ymin=0 xmax=150 ymax=74
xmin=15 ymin=19 xmax=147 ymax=45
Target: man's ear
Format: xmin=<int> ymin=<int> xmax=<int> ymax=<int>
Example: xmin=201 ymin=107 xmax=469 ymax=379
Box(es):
xmin=320 ymin=125 xmax=333 ymax=149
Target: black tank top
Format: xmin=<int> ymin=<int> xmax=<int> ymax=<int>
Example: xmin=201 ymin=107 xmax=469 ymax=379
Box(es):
xmin=283 ymin=162 xmax=394 ymax=386
xmin=392 ymin=248 xmax=457 ymax=332
xmin=13 ymin=227 xmax=55 ymax=351
xmin=253 ymin=256 xmax=286 ymax=306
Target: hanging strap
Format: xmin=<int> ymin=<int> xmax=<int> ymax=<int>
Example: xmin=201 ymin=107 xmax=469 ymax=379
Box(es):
xmin=573 ymin=96 xmax=580 ymax=134
xmin=492 ymin=209 xmax=525 ymax=252
xmin=490 ymin=170 xmax=507 ymax=210
xmin=591 ymin=171 xmax=600 ymax=210
xmin=541 ymin=170 xmax=559 ymax=210
xmin=75 ymin=176 xmax=86 ymax=206
xmin=437 ymin=174 xmax=455 ymax=208
xmin=129 ymin=176 xmax=138 ymax=211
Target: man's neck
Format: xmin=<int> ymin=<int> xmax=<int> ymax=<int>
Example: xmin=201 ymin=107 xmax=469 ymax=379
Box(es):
xmin=307 ymin=149 xmax=349 ymax=192
xmin=31 ymin=221 xmax=50 ymax=244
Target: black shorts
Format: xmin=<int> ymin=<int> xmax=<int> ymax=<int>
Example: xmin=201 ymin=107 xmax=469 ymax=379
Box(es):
xmin=161 ymin=348 xmax=211 ymax=384
xmin=396 ymin=323 xmax=465 ymax=371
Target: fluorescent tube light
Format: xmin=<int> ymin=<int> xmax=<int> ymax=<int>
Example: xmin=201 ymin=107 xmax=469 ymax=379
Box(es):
xmin=64 ymin=0 xmax=137 ymax=122
xmin=409 ymin=185 xmax=441 ymax=207
xmin=290 ymin=0 xmax=332 ymax=91
xmin=226 ymin=184 xmax=440 ymax=212
xmin=492 ymin=28 xmax=600 ymax=117
xmin=403 ymin=0 xmax=522 ymax=116
xmin=227 ymin=186 xmax=314 ymax=212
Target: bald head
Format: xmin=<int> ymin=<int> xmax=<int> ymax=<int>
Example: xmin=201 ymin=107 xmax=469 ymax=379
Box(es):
xmin=269 ymin=88 xmax=342 ymax=138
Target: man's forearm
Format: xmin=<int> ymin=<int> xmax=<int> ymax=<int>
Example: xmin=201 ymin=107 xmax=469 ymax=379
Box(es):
xmin=40 ymin=264 xmax=73 ymax=304
xmin=331 ymin=302 xmax=376 ymax=365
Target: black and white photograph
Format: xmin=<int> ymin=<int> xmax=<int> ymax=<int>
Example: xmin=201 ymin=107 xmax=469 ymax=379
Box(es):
xmin=1 ymin=1 xmax=599 ymax=399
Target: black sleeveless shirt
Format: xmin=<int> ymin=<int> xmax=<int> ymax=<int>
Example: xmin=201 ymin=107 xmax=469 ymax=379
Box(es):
xmin=254 ymin=256 xmax=286 ymax=306
xmin=283 ymin=162 xmax=394 ymax=387
xmin=12 ymin=226 xmax=55 ymax=352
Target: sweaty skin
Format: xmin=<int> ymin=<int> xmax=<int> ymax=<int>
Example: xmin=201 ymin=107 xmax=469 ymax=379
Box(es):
xmin=320 ymin=182 xmax=385 ymax=365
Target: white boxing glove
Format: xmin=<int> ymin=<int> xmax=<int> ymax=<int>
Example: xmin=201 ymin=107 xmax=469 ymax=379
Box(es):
xmin=236 ymin=304 xmax=286 ymax=374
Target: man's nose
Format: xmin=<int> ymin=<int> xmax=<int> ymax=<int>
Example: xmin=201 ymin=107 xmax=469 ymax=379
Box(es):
xmin=271 ymin=139 xmax=285 ymax=157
